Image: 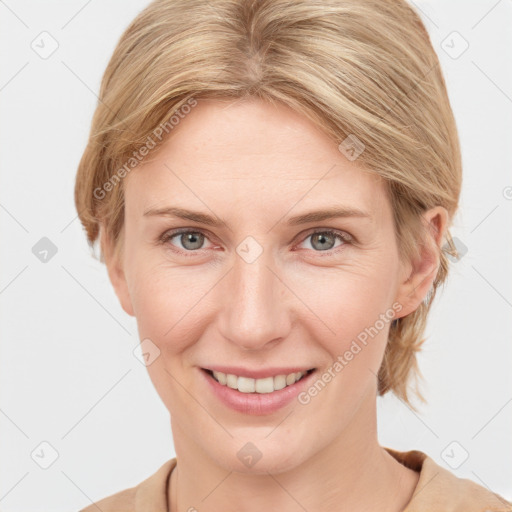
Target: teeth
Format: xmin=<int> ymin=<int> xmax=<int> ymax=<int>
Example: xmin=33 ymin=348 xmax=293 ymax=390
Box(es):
xmin=255 ymin=377 xmax=274 ymax=393
xmin=286 ymin=373 xmax=296 ymax=386
xmin=215 ymin=371 xmax=227 ymax=385
xmin=238 ymin=376 xmax=255 ymax=393
xmin=226 ymin=373 xmax=238 ymax=389
xmin=273 ymin=374 xmax=287 ymax=391
xmin=211 ymin=370 xmax=309 ymax=394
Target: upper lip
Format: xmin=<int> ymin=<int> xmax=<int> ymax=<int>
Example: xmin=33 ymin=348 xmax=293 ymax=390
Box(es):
xmin=202 ymin=366 xmax=315 ymax=379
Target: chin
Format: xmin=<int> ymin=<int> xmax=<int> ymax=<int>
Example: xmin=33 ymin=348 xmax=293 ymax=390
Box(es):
xmin=205 ymin=435 xmax=311 ymax=475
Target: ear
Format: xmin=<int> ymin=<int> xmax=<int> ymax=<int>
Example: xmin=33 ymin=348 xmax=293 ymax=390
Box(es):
xmin=100 ymin=226 xmax=135 ymax=317
xmin=394 ymin=206 xmax=449 ymax=319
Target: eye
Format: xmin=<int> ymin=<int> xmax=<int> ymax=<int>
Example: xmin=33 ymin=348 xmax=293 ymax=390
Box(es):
xmin=159 ymin=228 xmax=352 ymax=256
xmin=296 ymin=230 xmax=351 ymax=253
xmin=159 ymin=229 xmax=214 ymax=253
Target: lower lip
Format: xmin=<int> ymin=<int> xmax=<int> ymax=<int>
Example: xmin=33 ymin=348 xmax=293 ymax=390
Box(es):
xmin=201 ymin=368 xmax=316 ymax=415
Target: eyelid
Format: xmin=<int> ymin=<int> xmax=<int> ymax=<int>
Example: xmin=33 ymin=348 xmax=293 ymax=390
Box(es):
xmin=292 ymin=228 xmax=352 ymax=254
xmin=296 ymin=227 xmax=353 ymax=244
xmin=159 ymin=227 xmax=353 ymax=255
xmin=158 ymin=227 xmax=218 ymax=254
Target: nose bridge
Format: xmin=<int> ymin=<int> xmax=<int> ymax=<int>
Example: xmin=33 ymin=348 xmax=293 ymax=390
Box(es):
xmin=218 ymin=240 xmax=290 ymax=350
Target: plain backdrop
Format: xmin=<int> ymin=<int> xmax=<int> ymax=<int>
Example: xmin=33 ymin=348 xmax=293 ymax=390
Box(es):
xmin=1 ymin=0 xmax=511 ymax=510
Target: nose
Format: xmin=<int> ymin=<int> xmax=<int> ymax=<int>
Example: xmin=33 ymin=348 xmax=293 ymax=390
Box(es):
xmin=217 ymin=245 xmax=292 ymax=352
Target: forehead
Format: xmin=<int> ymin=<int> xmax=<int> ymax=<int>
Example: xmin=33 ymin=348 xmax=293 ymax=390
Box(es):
xmin=124 ymin=98 xmax=388 ymax=220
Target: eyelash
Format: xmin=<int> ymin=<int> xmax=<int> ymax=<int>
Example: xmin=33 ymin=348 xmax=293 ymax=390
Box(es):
xmin=158 ymin=228 xmax=353 ymax=257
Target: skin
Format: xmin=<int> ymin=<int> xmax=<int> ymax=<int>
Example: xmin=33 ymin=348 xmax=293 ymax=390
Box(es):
xmin=103 ymin=97 xmax=448 ymax=512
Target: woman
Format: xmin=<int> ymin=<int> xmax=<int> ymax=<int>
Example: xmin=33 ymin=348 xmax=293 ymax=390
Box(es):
xmin=74 ymin=0 xmax=511 ymax=510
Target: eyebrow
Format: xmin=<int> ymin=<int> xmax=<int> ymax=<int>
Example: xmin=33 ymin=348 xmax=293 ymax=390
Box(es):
xmin=142 ymin=205 xmax=371 ymax=227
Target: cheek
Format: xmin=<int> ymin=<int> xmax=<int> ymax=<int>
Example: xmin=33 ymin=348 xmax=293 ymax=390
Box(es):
xmin=295 ymin=256 xmax=398 ymax=331
xmin=127 ymin=259 xmax=217 ymax=354
xmin=297 ymin=258 xmax=399 ymax=385
xmin=126 ymin=241 xmax=399 ymax=361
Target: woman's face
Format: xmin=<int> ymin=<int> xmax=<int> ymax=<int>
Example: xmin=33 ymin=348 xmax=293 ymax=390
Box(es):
xmin=108 ymin=98 xmax=436 ymax=473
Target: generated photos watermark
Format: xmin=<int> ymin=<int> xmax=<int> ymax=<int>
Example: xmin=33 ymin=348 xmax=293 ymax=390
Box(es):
xmin=93 ymin=97 xmax=198 ymax=200
xmin=297 ymin=301 xmax=403 ymax=405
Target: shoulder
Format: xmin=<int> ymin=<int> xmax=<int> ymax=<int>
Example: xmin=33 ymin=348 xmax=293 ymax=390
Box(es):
xmin=79 ymin=458 xmax=177 ymax=512
xmin=385 ymin=447 xmax=512 ymax=512
xmin=80 ymin=487 xmax=137 ymax=512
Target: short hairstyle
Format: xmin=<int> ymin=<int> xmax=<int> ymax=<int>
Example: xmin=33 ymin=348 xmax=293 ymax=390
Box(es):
xmin=74 ymin=0 xmax=462 ymax=406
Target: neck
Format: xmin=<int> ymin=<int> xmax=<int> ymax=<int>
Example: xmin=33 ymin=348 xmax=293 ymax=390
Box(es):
xmin=168 ymin=392 xmax=419 ymax=512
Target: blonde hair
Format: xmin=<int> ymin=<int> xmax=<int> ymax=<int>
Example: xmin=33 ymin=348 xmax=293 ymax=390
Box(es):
xmin=74 ymin=0 xmax=462 ymax=405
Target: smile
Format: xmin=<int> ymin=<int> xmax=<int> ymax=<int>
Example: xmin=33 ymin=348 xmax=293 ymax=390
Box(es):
xmin=205 ymin=368 xmax=315 ymax=394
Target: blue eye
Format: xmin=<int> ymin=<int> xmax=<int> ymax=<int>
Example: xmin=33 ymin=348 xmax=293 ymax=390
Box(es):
xmin=159 ymin=228 xmax=351 ymax=256
xmin=160 ymin=229 xmax=212 ymax=252
xmin=298 ymin=230 xmax=351 ymax=252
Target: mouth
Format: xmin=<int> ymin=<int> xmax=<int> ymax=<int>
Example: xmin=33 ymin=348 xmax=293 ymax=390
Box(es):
xmin=202 ymin=368 xmax=316 ymax=394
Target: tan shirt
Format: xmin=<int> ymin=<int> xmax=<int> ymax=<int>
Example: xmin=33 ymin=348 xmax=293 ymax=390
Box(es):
xmin=79 ymin=448 xmax=512 ymax=511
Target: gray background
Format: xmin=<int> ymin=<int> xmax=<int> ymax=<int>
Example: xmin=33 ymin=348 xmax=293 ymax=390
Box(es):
xmin=1 ymin=0 xmax=511 ymax=510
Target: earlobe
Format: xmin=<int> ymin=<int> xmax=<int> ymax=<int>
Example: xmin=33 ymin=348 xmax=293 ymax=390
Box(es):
xmin=394 ymin=206 xmax=448 ymax=319
xmin=100 ymin=227 xmax=136 ymax=318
